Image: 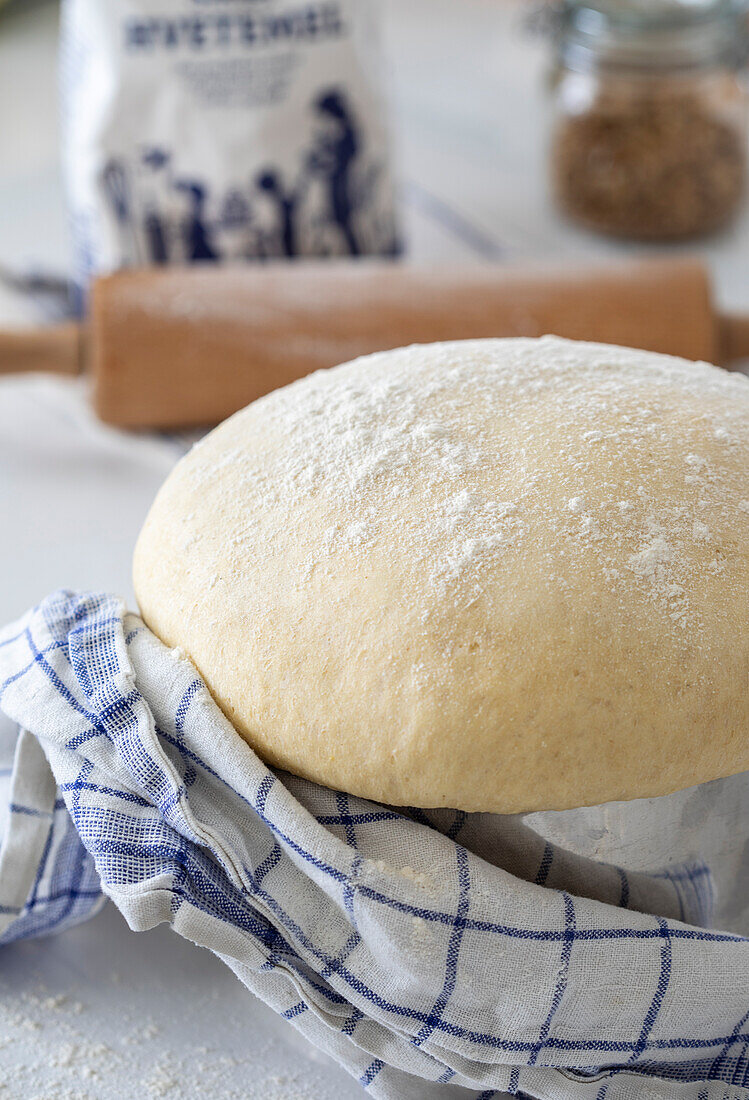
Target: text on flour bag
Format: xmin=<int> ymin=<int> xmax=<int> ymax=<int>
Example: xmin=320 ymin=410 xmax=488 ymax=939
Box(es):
xmin=59 ymin=0 xmax=400 ymax=304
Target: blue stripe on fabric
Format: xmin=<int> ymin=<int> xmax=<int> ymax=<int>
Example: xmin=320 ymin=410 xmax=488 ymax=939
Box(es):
xmin=652 ymin=865 xmax=712 ymax=884
xmin=175 ymin=680 xmax=202 ymax=735
xmin=281 ymin=1000 xmax=308 ymax=1020
xmin=315 ymin=811 xmax=402 ymax=827
xmin=320 ymin=929 xmax=361 ymax=982
xmin=343 ymin=855 xmax=362 ymax=928
xmin=528 ymin=891 xmax=576 ymax=1065
xmin=411 ymin=844 xmax=471 ymax=1050
xmin=535 ymin=843 xmax=554 ymax=886
xmin=25 ymin=807 xmax=55 ymax=911
xmin=54 ymin=761 xmax=97 ymax=929
xmin=9 ymin=803 xmax=53 ymax=817
xmin=709 ymin=1002 xmax=749 ymax=1083
xmin=342 ymin=1008 xmax=363 ymax=1037
xmin=59 ymin=779 xmax=151 ymax=807
xmin=616 ymin=867 xmax=630 ymax=909
xmin=25 ymin=886 xmax=102 ymax=908
xmin=335 ymin=791 xmax=358 ymax=849
xmin=407 ymin=807 xmax=433 ymax=829
xmin=0 ymin=625 xmax=29 ymax=650
xmin=0 ymin=638 xmax=69 ymax=704
xmin=628 ymin=918 xmax=673 ymax=1064
xmin=734 ymin=1045 xmax=749 ymax=1087
xmin=61 ymin=692 xmax=139 ymax=752
xmin=359 ymin=1059 xmax=384 ymax=1088
xmin=447 ymin=811 xmax=468 ymax=841
xmin=254 ymin=841 xmax=283 ymax=887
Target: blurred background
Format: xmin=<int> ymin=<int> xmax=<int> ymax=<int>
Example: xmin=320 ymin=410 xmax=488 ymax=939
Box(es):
xmin=2 ymin=0 xmax=749 ymax=326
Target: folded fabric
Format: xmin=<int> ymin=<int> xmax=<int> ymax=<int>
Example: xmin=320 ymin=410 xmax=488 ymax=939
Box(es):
xmin=1 ymin=590 xmax=748 ymax=1100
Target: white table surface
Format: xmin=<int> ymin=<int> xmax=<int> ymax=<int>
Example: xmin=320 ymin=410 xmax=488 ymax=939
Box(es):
xmin=1 ymin=2 xmax=748 ymax=1097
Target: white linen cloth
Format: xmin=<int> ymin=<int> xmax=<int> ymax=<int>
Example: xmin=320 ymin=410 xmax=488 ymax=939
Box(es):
xmin=1 ymin=589 xmax=748 ymax=1100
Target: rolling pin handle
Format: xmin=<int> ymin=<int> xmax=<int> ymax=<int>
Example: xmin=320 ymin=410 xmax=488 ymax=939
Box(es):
xmin=0 ymin=323 xmax=83 ymax=377
xmin=718 ymin=312 xmax=749 ymax=368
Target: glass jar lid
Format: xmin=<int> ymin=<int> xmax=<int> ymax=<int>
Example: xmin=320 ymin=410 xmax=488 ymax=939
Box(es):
xmin=557 ymin=0 xmax=749 ymax=72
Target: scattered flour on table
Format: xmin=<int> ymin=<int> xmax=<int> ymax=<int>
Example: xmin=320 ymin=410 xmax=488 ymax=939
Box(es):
xmin=0 ymin=976 xmax=332 ymax=1100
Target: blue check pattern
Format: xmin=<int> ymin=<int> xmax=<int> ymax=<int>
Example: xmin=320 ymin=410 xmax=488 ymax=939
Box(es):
xmin=1 ymin=590 xmax=748 ymax=1100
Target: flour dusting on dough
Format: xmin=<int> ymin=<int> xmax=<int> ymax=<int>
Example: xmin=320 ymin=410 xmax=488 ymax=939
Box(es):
xmin=180 ymin=337 xmax=749 ymax=633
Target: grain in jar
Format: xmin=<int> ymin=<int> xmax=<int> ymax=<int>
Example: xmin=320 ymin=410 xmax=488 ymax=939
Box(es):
xmin=549 ymin=0 xmax=749 ymax=241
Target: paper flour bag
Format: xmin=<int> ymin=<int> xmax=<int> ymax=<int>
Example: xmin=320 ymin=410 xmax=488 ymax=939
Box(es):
xmin=60 ymin=0 xmax=399 ymax=301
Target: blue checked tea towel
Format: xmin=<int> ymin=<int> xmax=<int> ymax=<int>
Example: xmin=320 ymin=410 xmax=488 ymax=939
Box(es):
xmin=1 ymin=590 xmax=749 ymax=1100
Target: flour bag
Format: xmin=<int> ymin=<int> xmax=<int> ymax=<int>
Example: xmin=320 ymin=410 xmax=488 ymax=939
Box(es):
xmin=60 ymin=0 xmax=399 ymax=299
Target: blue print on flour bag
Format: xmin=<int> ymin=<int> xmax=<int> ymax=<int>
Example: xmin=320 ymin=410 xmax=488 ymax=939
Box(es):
xmin=60 ymin=0 xmax=399 ymax=300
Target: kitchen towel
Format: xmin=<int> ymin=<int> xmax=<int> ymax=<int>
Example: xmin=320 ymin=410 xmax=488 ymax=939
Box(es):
xmin=1 ymin=589 xmax=748 ymax=1100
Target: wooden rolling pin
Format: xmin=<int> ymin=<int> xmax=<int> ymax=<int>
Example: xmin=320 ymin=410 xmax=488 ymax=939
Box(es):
xmin=1 ymin=257 xmax=747 ymax=429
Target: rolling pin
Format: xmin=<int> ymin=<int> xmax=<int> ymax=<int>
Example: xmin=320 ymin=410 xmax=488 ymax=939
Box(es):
xmin=1 ymin=256 xmax=747 ymax=429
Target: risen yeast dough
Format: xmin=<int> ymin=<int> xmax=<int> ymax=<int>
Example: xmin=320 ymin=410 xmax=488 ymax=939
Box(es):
xmin=134 ymin=338 xmax=749 ymax=813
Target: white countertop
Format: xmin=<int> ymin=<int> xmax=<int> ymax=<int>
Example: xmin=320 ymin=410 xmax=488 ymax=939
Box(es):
xmin=1 ymin=2 xmax=748 ymax=1097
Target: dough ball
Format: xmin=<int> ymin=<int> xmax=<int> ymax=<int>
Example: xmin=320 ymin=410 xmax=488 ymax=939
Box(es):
xmin=133 ymin=337 xmax=749 ymax=813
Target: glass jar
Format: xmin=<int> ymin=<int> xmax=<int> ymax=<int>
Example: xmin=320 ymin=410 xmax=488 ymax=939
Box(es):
xmin=549 ymin=0 xmax=749 ymax=240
